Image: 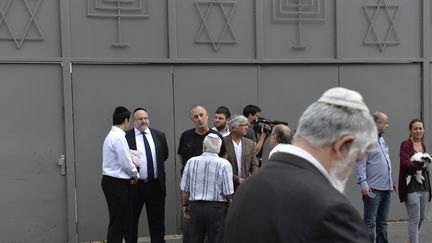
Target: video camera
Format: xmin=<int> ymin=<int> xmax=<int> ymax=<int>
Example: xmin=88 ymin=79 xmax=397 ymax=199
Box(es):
xmin=253 ymin=117 xmax=288 ymax=134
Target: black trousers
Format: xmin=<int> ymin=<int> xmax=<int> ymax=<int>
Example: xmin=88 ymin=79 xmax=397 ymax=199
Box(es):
xmin=127 ymin=179 xmax=166 ymax=243
xmin=189 ymin=201 xmax=225 ymax=243
xmin=101 ymin=175 xmax=132 ymax=243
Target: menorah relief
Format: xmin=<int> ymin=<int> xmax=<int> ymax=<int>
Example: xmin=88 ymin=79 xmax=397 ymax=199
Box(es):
xmin=87 ymin=0 xmax=149 ymax=48
xmin=273 ymin=0 xmax=326 ymax=50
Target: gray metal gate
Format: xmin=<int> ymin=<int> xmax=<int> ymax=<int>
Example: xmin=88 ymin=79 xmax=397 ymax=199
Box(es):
xmin=0 ymin=64 xmax=67 ymax=242
xmin=1 ymin=0 xmax=432 ymax=242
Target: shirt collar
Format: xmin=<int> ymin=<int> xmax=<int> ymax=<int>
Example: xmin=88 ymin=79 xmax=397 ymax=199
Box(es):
xmin=269 ymin=144 xmax=333 ymax=184
xmin=134 ymin=127 xmax=150 ymax=136
xmin=112 ymin=126 xmax=125 ymax=135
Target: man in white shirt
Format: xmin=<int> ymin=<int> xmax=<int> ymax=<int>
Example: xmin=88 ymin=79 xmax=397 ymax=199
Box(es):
xmin=101 ymin=106 xmax=139 ymax=243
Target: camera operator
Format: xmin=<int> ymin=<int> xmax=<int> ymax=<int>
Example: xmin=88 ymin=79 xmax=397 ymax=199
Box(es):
xmin=242 ymin=105 xmax=270 ymax=167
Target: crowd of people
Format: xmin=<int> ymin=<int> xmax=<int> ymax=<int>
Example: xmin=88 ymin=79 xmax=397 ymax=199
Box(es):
xmin=101 ymin=87 xmax=431 ymax=243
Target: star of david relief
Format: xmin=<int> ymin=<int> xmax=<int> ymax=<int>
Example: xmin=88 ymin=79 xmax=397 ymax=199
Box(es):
xmin=363 ymin=0 xmax=400 ymax=52
xmin=87 ymin=0 xmax=149 ymax=48
xmin=273 ymin=0 xmax=326 ymax=50
xmin=194 ymin=0 xmax=237 ymax=52
xmin=0 ymin=0 xmax=44 ymax=49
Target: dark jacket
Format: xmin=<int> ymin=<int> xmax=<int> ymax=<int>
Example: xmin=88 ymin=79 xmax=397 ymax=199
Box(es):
xmin=224 ymin=152 xmax=369 ymax=243
xmin=125 ymin=128 xmax=169 ymax=195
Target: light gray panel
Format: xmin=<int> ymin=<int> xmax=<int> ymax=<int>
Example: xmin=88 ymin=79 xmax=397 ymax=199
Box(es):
xmin=70 ymin=0 xmax=168 ymax=59
xmin=0 ymin=0 xmax=61 ymax=57
xmin=0 ymin=64 xmax=66 ymax=242
xmin=173 ymin=65 xmax=258 ymax=139
xmin=263 ymin=0 xmax=336 ymax=59
xmin=259 ymin=65 xmax=339 ymax=160
xmin=340 ymin=64 xmax=421 ymax=220
xmin=343 ymin=0 xmax=421 ymax=58
xmin=72 ymin=65 xmax=175 ymax=241
xmin=176 ymin=0 xmax=255 ymax=59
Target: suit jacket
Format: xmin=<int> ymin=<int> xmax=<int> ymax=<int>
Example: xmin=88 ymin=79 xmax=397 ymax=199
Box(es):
xmin=125 ymin=128 xmax=169 ymax=196
xmin=224 ymin=152 xmax=369 ymax=243
xmin=224 ymin=134 xmax=257 ymax=185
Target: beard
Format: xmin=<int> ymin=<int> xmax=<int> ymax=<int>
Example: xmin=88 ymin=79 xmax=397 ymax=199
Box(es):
xmin=215 ymin=122 xmax=227 ymax=131
xmin=329 ymin=149 xmax=359 ymax=194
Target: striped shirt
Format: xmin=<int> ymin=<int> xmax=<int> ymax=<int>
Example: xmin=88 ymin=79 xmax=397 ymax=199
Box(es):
xmin=180 ymin=152 xmax=234 ymax=202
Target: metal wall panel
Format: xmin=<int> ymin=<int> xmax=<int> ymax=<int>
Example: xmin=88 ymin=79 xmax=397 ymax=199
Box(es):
xmin=259 ymin=64 xmax=339 ymax=160
xmin=69 ymin=0 xmax=168 ymax=59
xmin=72 ymin=64 xmax=175 ymax=241
xmin=0 ymin=64 xmax=66 ymax=242
xmin=173 ymin=65 xmax=259 ymax=137
xmin=175 ymin=0 xmax=256 ymax=59
xmin=0 ymin=0 xmax=61 ymax=57
xmin=340 ymin=63 xmax=422 ymax=219
xmin=343 ymin=0 xmax=421 ymax=58
xmin=262 ymin=0 xmax=336 ymax=59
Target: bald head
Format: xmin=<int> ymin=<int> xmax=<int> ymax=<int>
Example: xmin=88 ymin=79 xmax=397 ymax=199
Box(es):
xmin=372 ymin=112 xmax=389 ymax=135
xmin=189 ymin=105 xmax=209 ymax=131
xmin=270 ymin=124 xmax=292 ymax=148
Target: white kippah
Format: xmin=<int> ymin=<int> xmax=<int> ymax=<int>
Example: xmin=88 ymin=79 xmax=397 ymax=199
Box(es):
xmin=206 ymin=133 xmax=221 ymax=140
xmin=204 ymin=133 xmax=222 ymax=153
xmin=317 ymin=87 xmax=369 ymax=112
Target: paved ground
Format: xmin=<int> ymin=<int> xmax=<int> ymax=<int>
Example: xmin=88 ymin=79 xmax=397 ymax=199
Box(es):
xmin=387 ymin=220 xmax=432 ymax=243
xmin=87 ymin=221 xmax=432 ymax=243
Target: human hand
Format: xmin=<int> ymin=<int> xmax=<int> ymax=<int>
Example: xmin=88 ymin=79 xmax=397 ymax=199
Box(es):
xmin=129 ymin=178 xmax=138 ymax=185
xmin=261 ymin=124 xmax=271 ymax=138
xmin=183 ymin=206 xmax=190 ymax=219
xmin=361 ymin=187 xmax=371 ymax=197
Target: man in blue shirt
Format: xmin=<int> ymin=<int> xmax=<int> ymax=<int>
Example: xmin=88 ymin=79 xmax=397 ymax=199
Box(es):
xmin=356 ymin=112 xmax=394 ymax=243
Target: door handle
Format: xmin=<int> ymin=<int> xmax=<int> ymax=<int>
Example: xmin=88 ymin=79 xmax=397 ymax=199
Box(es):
xmin=58 ymin=155 xmax=66 ymax=176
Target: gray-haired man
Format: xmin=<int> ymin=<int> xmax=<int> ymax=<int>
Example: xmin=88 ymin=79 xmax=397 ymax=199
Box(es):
xmin=226 ymin=87 xmax=377 ymax=243
xmin=224 ymin=114 xmax=258 ymax=189
xmin=180 ymin=133 xmax=234 ymax=243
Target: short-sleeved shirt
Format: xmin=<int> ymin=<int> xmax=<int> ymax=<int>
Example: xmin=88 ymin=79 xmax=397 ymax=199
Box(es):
xmin=177 ymin=128 xmax=227 ymax=172
xmin=180 ymin=152 xmax=234 ymax=202
xmin=246 ymin=128 xmax=257 ymax=142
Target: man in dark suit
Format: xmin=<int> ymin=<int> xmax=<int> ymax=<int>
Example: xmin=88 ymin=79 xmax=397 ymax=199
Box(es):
xmin=224 ymin=114 xmax=257 ymax=189
xmin=225 ymin=87 xmax=378 ymax=243
xmin=125 ymin=108 xmax=169 ymax=243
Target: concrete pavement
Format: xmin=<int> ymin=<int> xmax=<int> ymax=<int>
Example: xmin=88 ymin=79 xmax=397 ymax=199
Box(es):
xmin=87 ymin=221 xmax=432 ymax=242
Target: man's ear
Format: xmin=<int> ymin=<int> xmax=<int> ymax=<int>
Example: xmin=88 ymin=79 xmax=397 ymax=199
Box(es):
xmin=202 ymin=144 xmax=207 ymax=153
xmin=332 ymin=135 xmax=355 ymax=160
